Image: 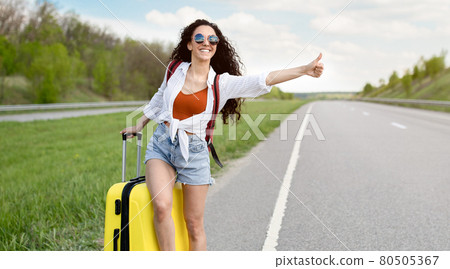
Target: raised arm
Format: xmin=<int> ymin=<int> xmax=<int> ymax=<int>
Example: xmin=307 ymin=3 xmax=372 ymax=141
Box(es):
xmin=265 ymin=53 xmax=324 ymax=86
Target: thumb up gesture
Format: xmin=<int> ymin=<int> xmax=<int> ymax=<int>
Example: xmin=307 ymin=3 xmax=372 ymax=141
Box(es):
xmin=305 ymin=53 xmax=324 ymax=78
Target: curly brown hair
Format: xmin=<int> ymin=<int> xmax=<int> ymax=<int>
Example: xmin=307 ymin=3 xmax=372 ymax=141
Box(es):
xmin=170 ymin=19 xmax=244 ymax=124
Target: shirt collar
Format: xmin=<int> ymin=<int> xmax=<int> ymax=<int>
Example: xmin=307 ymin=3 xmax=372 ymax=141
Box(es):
xmin=179 ymin=62 xmax=217 ymax=87
xmin=179 ymin=61 xmax=190 ymax=75
xmin=207 ymin=65 xmax=217 ymax=86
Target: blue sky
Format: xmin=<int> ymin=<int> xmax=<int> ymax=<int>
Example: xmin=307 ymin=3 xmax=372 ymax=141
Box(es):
xmin=41 ymin=0 xmax=450 ymax=93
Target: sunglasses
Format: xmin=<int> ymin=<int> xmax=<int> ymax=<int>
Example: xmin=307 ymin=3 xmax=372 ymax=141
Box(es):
xmin=194 ymin=33 xmax=219 ymax=46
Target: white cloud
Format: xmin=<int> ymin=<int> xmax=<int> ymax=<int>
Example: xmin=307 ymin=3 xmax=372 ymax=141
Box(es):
xmin=215 ymin=12 xmax=326 ymax=92
xmin=214 ymin=0 xmax=348 ymax=15
xmin=310 ymin=0 xmax=450 ymax=38
xmin=326 ymin=41 xmax=367 ymax=63
xmin=324 ymin=40 xmax=423 ymax=89
xmin=216 ymin=0 xmax=450 ymax=39
xmin=312 ymin=14 xmax=434 ymax=39
xmin=145 ymin=6 xmax=211 ymax=28
xmin=142 ymin=7 xmax=324 ymax=91
xmin=328 ymin=41 xmax=365 ymax=54
xmin=217 ymin=12 xmax=308 ymax=65
xmin=79 ymin=1 xmax=450 ymax=92
xmin=207 ymin=0 xmax=450 ymax=92
xmin=81 ymin=15 xmax=161 ymax=42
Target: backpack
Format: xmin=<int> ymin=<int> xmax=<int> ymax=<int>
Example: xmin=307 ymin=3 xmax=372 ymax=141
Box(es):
xmin=166 ymin=60 xmax=223 ymax=168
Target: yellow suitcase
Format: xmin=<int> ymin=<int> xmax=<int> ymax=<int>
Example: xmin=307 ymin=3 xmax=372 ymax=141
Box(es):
xmin=103 ymin=133 xmax=189 ymax=251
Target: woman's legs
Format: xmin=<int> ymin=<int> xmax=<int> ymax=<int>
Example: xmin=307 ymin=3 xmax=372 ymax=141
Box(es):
xmin=145 ymin=159 xmax=177 ymax=251
xmin=182 ymin=184 xmax=209 ymax=251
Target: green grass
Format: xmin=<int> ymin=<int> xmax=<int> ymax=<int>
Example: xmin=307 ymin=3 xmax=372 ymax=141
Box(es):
xmin=0 ymin=76 xmax=112 ymax=107
xmin=0 ymin=99 xmax=307 ymax=250
xmin=360 ymin=68 xmax=450 ymax=113
xmin=376 ymin=71 xmax=450 ymax=101
xmin=365 ymin=69 xmax=450 ymax=101
xmin=0 ymin=76 xmax=32 ymax=105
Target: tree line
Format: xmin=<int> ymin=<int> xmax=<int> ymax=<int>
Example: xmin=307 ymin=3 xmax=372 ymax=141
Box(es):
xmin=361 ymin=51 xmax=447 ymax=97
xmin=0 ymin=0 xmax=172 ymax=104
xmin=259 ymin=86 xmax=294 ymax=100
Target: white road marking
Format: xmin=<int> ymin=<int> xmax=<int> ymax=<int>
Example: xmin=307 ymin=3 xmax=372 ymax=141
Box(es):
xmin=260 ymin=103 xmax=350 ymax=251
xmin=391 ymin=122 xmax=407 ymax=129
xmin=262 ymin=105 xmax=312 ymax=251
xmin=363 ymin=111 xmax=370 ymax=116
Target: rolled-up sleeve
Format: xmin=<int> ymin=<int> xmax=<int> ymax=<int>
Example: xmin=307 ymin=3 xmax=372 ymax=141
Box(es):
xmin=143 ymin=69 xmax=168 ymax=120
xmin=219 ymin=71 xmax=272 ymax=101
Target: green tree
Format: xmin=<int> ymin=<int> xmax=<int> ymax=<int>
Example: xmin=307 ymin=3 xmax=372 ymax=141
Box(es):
xmin=0 ymin=36 xmax=18 ymax=102
xmin=121 ymin=70 xmax=148 ymax=99
xmin=0 ymin=0 xmax=26 ymax=40
xmin=0 ymin=0 xmax=180 ymax=103
xmin=93 ymin=50 xmax=120 ymax=99
xmin=258 ymin=86 xmax=293 ymax=100
xmin=424 ymin=52 xmax=446 ymax=78
xmin=283 ymin=92 xmax=294 ymax=100
xmin=28 ymin=43 xmax=82 ymax=103
xmin=21 ymin=1 xmax=64 ymax=45
xmin=412 ymin=65 xmax=420 ymax=81
xmin=120 ymin=39 xmax=171 ymax=99
xmin=363 ymin=82 xmax=374 ymax=95
xmin=16 ymin=42 xmax=41 ymax=75
xmin=0 ymin=36 xmax=16 ymax=75
xmin=402 ymin=70 xmax=412 ymax=96
xmin=388 ymin=71 xmax=400 ymax=86
xmin=60 ymin=11 xmax=85 ymax=53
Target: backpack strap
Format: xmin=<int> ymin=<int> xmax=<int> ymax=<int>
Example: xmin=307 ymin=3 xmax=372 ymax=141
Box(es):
xmin=166 ymin=60 xmax=182 ymax=83
xmin=206 ymin=74 xmax=223 ymax=168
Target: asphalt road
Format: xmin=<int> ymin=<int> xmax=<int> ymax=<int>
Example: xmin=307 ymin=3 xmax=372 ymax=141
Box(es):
xmin=205 ymin=100 xmax=450 ymax=251
xmin=0 ymin=107 xmax=138 ymax=122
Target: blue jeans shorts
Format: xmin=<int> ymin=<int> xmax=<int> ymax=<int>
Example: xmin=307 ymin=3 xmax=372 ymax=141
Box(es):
xmin=144 ymin=123 xmax=214 ymax=185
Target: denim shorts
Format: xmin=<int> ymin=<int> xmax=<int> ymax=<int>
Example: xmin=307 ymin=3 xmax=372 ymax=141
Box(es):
xmin=144 ymin=123 xmax=213 ymax=185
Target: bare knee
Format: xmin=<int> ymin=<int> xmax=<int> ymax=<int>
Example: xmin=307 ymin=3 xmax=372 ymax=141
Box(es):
xmin=184 ymin=215 xmax=205 ymax=239
xmin=153 ymin=199 xmax=172 ymax=223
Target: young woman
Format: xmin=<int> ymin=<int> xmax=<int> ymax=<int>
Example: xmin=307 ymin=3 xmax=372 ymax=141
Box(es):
xmin=120 ymin=19 xmax=323 ymax=251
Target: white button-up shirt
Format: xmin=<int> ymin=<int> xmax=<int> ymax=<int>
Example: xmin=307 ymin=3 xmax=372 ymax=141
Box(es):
xmin=143 ymin=62 xmax=272 ymax=162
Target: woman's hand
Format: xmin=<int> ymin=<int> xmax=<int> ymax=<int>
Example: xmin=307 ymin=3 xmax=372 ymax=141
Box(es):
xmin=304 ymin=53 xmax=324 ymax=78
xmin=119 ymin=126 xmax=139 ymax=138
xmin=119 ymin=115 xmax=151 ymax=138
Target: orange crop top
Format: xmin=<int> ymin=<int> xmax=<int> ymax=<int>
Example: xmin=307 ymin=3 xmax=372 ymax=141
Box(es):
xmin=173 ymin=87 xmax=208 ymax=121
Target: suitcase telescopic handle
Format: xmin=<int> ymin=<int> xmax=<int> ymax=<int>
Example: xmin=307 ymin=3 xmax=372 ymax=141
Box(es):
xmin=122 ymin=132 xmax=142 ymax=182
